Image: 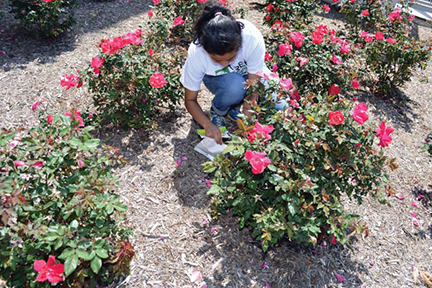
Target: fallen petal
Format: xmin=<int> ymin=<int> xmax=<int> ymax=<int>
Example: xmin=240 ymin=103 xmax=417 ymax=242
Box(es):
xmin=210 ymin=227 xmax=218 ymax=233
xmin=411 ymin=201 xmax=419 ymax=208
xmin=200 ymin=283 xmax=207 ymax=288
xmin=370 ymin=262 xmax=374 ymax=267
xmin=335 ymin=272 xmax=345 ymax=282
xmin=180 ymin=155 xmax=187 ymax=161
xmin=176 ymin=159 xmax=182 ymax=166
xmin=265 ymin=282 xmax=271 ymax=288
xmin=413 ymin=219 xmax=419 ymax=226
xmin=395 ymin=194 xmax=405 ymax=200
xmin=262 ymin=262 xmax=269 ymax=269
xmin=202 ymin=219 xmax=209 ymax=226
xmin=410 ymin=212 xmax=417 ymax=218
xmin=417 ymin=195 xmax=424 ymax=200
xmin=190 ymin=269 xmax=202 ymax=283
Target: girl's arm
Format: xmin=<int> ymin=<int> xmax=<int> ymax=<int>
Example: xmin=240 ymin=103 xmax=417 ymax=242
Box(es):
xmin=184 ymin=88 xmax=223 ymax=144
xmin=242 ymin=73 xmax=261 ymax=119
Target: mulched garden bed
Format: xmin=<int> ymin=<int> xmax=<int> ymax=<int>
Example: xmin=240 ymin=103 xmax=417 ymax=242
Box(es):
xmin=1 ymin=0 xmax=431 ymax=287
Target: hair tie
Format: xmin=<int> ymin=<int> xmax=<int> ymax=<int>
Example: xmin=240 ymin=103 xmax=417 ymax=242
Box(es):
xmin=214 ymin=12 xmax=223 ymax=16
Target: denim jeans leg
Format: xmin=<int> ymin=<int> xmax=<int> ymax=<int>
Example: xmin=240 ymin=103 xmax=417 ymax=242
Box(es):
xmin=203 ymin=73 xmax=248 ymax=116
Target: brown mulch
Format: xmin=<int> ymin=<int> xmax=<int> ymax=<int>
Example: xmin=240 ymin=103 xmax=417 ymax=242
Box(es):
xmin=1 ymin=1 xmax=432 ymax=287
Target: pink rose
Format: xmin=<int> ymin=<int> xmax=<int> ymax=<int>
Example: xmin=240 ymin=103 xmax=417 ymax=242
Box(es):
xmin=244 ymin=151 xmax=271 ymax=174
xmin=173 ymin=16 xmax=185 ymax=26
xmin=375 ymin=121 xmax=394 ymax=147
xmin=351 ymin=102 xmax=369 ymax=125
xmin=149 ymin=72 xmax=167 ymax=88
xmin=329 ymin=111 xmax=345 ymax=125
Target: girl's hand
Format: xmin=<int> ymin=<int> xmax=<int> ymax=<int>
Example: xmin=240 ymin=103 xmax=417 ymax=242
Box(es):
xmin=204 ymin=122 xmax=223 ymax=145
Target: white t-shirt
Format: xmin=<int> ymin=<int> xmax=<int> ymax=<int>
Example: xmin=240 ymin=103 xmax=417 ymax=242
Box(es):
xmin=180 ymin=19 xmax=268 ymax=92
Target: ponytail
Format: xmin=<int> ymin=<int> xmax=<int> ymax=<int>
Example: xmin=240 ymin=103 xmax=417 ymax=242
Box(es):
xmin=193 ymin=3 xmax=244 ymax=55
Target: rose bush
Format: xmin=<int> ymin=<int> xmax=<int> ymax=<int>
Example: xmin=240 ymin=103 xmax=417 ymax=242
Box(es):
xmin=203 ymin=74 xmax=397 ymax=251
xmin=72 ymin=28 xmax=186 ymax=130
xmin=262 ymin=0 xmax=322 ymax=28
xmin=0 ymin=110 xmax=134 ymax=287
xmin=339 ymin=0 xmax=432 ymax=94
xmin=10 ymin=0 xmax=76 ymax=38
xmin=148 ymin=0 xmax=206 ymax=44
xmin=265 ymin=22 xmax=364 ymax=97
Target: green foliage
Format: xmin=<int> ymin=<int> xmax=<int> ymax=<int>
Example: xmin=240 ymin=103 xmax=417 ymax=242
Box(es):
xmin=0 ymin=111 xmax=134 ymax=287
xmin=262 ymin=0 xmax=321 ymax=28
xmin=10 ymin=0 xmax=76 ymax=38
xmin=339 ymin=0 xmax=432 ymax=94
xmin=83 ymin=30 xmax=187 ymax=130
xmin=204 ymin=79 xmax=394 ymax=251
xmin=149 ymin=0 xmax=207 ymax=44
xmin=148 ymin=0 xmax=245 ymax=46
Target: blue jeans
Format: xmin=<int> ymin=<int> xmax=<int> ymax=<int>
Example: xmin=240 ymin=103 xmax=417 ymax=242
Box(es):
xmin=203 ymin=72 xmax=248 ymax=116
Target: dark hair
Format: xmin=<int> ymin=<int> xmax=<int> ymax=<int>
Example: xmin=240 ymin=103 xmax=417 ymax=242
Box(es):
xmin=193 ymin=3 xmax=244 ymax=55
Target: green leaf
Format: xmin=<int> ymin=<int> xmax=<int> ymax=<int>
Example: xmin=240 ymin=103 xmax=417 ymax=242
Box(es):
xmin=105 ymin=204 xmax=114 ymax=214
xmin=90 ymin=256 xmax=102 ymax=274
xmin=76 ymin=248 xmax=94 ymax=261
xmin=0 ymin=132 xmax=16 ymax=147
xmin=223 ymin=144 xmax=238 ymax=154
xmin=113 ymin=202 xmax=128 ymax=212
xmin=202 ymin=162 xmax=216 ymax=173
xmin=84 ymin=139 xmax=100 ymax=150
xmin=95 ymin=217 xmax=104 ymax=228
xmin=96 ymin=248 xmax=108 ymax=259
xmin=69 ymin=220 xmax=79 ymax=231
xmin=206 ymin=185 xmax=220 ymax=195
xmin=43 ymin=232 xmax=59 ymax=242
xmin=64 ymin=254 xmax=79 ymax=276
xmin=68 ymin=139 xmax=83 ymax=148
xmin=58 ymin=248 xmax=74 ymax=260
xmin=287 ymin=203 xmax=297 ymax=216
xmin=95 ymin=239 xmax=106 ymax=248
xmin=54 ymin=237 xmax=63 ymax=251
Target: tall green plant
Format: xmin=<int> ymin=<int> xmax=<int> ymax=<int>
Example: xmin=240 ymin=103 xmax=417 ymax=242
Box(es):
xmin=10 ymin=0 xmax=76 ymax=38
xmin=0 ymin=110 xmax=133 ymax=287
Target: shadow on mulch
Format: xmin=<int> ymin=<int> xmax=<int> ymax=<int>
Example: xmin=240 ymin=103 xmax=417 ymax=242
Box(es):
xmin=192 ymin=213 xmax=368 ymax=287
xmin=354 ymin=88 xmax=420 ymax=133
xmin=171 ymin=117 xmax=213 ymax=208
xmin=95 ymin=127 xmax=153 ymax=171
xmin=0 ymin=0 xmax=151 ymax=69
xmin=411 ymin=185 xmax=432 ymax=239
